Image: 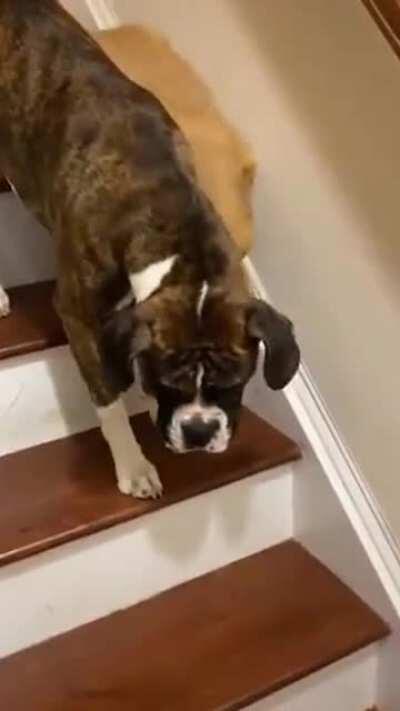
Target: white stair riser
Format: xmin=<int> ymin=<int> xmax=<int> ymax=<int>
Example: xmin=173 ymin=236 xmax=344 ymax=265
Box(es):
xmin=0 ymin=346 xmax=150 ymax=455
xmin=0 ymin=466 xmax=293 ymax=657
xmin=0 ymin=345 xmax=289 ymax=456
xmin=248 ymin=646 xmax=378 ymax=710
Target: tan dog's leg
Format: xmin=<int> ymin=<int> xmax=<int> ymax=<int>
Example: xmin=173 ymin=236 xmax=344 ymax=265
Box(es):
xmin=0 ymin=285 xmax=10 ymax=318
xmin=60 ymin=310 xmax=162 ymax=499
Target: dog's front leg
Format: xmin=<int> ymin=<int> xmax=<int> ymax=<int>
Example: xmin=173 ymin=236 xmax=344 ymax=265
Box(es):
xmin=97 ymin=399 xmax=162 ymax=499
xmin=59 ymin=309 xmax=163 ymax=499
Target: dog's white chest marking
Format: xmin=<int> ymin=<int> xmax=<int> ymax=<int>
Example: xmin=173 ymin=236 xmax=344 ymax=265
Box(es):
xmin=130 ymin=255 xmax=177 ymax=304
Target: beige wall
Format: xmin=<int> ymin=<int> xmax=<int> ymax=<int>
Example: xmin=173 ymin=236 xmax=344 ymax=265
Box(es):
xmin=111 ymin=0 xmax=400 ymax=540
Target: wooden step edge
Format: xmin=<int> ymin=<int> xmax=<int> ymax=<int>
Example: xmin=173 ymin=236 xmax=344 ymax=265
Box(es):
xmin=0 ymin=541 xmax=389 ymax=711
xmin=0 ymin=281 xmax=65 ymax=360
xmin=0 ymin=407 xmax=301 ymax=568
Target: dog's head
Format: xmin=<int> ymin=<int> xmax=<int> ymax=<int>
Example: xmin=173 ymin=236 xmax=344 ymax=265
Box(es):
xmin=103 ymin=284 xmax=300 ymax=454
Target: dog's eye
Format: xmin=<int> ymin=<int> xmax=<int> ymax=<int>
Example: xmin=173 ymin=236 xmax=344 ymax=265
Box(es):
xmin=159 ymin=365 xmax=198 ymax=395
xmin=203 ymin=351 xmax=242 ymax=383
xmin=160 ymin=365 xmax=196 ymax=386
xmin=203 ymin=383 xmax=243 ymax=408
xmin=204 ymin=375 xmax=242 ymax=391
xmin=203 ymin=365 xmax=243 ymax=390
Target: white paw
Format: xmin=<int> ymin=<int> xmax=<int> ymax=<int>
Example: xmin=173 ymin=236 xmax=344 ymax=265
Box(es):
xmin=117 ymin=458 xmax=163 ymax=500
xmin=0 ymin=288 xmax=10 ymax=318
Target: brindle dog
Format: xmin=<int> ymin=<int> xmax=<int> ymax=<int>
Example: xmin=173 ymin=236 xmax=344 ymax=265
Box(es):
xmin=0 ymin=0 xmax=300 ymax=498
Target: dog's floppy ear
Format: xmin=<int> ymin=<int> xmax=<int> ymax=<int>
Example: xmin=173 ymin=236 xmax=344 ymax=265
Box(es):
xmin=247 ymin=299 xmax=300 ymax=390
xmin=101 ymin=305 xmax=152 ymax=390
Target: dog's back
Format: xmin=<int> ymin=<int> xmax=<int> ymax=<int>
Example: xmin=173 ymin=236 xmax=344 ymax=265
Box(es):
xmin=0 ymin=0 xmax=200 ymax=245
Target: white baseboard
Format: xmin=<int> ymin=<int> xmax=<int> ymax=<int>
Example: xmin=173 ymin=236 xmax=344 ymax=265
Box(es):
xmin=0 ymin=346 xmax=150 ymax=455
xmin=242 ymin=256 xmax=400 ymax=619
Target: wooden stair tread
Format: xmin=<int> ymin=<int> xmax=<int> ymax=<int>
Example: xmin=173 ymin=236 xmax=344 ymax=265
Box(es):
xmin=0 ymin=540 xmax=389 ymax=710
xmin=0 ymin=407 xmax=300 ymax=567
xmin=0 ymin=281 xmax=64 ymax=360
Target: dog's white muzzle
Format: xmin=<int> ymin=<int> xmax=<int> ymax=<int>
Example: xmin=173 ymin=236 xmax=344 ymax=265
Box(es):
xmin=168 ymin=403 xmax=230 ymax=454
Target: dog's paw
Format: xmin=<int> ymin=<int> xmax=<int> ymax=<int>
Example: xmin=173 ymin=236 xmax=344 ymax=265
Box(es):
xmin=117 ymin=459 xmax=163 ymax=500
xmin=0 ymin=287 xmax=10 ymax=318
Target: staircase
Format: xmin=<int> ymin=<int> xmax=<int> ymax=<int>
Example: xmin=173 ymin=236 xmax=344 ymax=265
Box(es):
xmin=0 ymin=280 xmax=389 ymax=709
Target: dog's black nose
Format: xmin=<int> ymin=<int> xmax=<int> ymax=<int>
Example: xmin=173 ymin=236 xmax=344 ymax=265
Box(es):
xmin=182 ymin=417 xmax=220 ymax=449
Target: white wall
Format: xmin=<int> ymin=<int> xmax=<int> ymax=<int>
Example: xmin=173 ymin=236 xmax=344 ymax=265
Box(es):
xmin=106 ymin=0 xmax=400 ymax=544
xmin=0 ymin=194 xmax=56 ymax=287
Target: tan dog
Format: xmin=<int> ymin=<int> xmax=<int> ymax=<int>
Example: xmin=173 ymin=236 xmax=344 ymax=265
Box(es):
xmin=96 ymin=25 xmax=255 ymax=257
